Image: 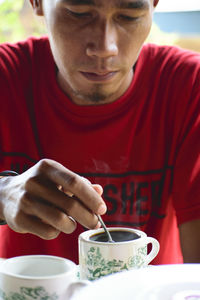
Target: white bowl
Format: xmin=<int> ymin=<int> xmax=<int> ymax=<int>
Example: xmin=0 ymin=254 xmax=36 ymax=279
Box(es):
xmin=71 ymin=264 xmax=200 ymax=300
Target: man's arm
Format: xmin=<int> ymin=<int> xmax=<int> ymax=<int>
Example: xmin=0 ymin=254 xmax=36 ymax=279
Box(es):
xmin=179 ymin=218 xmax=200 ymax=263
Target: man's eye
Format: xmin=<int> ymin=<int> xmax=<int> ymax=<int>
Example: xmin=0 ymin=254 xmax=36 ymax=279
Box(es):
xmin=118 ymin=15 xmax=139 ymax=22
xmin=68 ymin=10 xmax=91 ymax=18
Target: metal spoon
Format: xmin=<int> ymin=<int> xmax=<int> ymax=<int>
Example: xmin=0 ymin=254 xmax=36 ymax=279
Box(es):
xmin=97 ymin=215 xmax=115 ymax=243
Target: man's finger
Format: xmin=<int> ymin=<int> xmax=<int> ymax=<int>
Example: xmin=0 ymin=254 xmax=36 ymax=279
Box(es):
xmin=20 ymin=195 xmax=77 ymax=234
xmin=92 ymin=184 xmax=103 ymax=195
xmin=8 ymin=211 xmax=61 ymax=240
xmin=36 ymin=159 xmax=107 ymax=215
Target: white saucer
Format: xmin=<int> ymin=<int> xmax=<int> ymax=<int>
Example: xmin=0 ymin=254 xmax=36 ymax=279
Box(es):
xmin=71 ymin=264 xmax=200 ymax=300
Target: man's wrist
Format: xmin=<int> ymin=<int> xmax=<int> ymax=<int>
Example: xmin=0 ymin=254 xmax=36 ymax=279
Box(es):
xmin=0 ymin=220 xmax=7 ymax=225
xmin=0 ymin=171 xmax=19 ymax=177
xmin=0 ymin=170 xmax=19 ymax=225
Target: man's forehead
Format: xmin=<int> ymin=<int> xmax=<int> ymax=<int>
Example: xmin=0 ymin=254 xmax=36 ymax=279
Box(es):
xmin=60 ymin=0 xmax=151 ymax=9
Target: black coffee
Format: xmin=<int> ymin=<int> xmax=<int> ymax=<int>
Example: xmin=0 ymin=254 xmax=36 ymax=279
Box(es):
xmin=90 ymin=230 xmax=140 ymax=242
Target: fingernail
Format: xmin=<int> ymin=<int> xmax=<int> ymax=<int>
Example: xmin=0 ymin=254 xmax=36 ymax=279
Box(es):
xmin=95 ymin=221 xmax=101 ymax=229
xmin=97 ymin=203 xmax=107 ymax=215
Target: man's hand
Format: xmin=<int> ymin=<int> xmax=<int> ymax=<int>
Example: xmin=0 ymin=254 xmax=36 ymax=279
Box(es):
xmin=0 ymin=159 xmax=107 ymax=239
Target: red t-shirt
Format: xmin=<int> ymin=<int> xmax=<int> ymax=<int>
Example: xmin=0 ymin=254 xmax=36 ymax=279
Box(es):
xmin=0 ymin=37 xmax=200 ymax=264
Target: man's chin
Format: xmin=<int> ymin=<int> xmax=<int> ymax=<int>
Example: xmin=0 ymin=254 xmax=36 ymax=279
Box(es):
xmin=83 ymin=93 xmax=108 ymax=103
xmin=73 ymin=89 xmax=115 ymax=105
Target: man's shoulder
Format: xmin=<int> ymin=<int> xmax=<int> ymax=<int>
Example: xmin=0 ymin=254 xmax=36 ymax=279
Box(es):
xmin=142 ymin=42 xmax=200 ymax=55
xmin=141 ymin=43 xmax=200 ymax=66
xmin=0 ymin=36 xmax=51 ymax=86
xmin=0 ymin=36 xmax=50 ymax=64
xmin=0 ymin=36 xmax=52 ymax=81
xmin=0 ymin=35 xmax=49 ymax=48
xmin=139 ymin=43 xmax=200 ymax=82
xmin=0 ymin=36 xmax=49 ymax=53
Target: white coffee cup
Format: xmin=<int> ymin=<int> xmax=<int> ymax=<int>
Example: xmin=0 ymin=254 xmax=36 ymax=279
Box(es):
xmin=0 ymin=255 xmax=88 ymax=300
xmin=79 ymin=227 xmax=160 ymax=281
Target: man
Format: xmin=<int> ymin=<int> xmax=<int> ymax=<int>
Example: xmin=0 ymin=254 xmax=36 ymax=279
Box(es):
xmin=0 ymin=0 xmax=199 ymax=264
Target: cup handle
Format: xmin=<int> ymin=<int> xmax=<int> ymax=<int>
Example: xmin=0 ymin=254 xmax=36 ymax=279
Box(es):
xmin=144 ymin=237 xmax=160 ymax=265
xmin=66 ymin=280 xmax=91 ymax=299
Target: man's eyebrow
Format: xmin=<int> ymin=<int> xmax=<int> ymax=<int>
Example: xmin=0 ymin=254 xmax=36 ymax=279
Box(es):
xmin=61 ymin=0 xmax=150 ymax=9
xmin=61 ymin=0 xmax=95 ymax=5
xmin=117 ymin=0 xmax=150 ymax=10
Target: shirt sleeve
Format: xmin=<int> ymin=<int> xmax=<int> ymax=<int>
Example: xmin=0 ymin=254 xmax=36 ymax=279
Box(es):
xmin=172 ymin=67 xmax=200 ymax=225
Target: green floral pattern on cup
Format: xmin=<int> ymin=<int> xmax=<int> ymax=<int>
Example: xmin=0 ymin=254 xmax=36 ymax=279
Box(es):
xmin=0 ymin=286 xmax=58 ymax=300
xmin=85 ymin=246 xmax=147 ymax=280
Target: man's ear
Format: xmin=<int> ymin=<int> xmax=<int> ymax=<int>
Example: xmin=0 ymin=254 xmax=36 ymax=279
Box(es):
xmin=29 ymin=0 xmax=43 ymax=16
xmin=153 ymin=0 xmax=159 ymax=8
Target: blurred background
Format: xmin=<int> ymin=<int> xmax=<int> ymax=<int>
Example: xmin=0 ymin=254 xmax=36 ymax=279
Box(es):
xmin=0 ymin=0 xmax=200 ymax=52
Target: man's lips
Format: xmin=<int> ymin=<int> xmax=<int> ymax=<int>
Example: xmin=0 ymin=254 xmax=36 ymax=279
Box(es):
xmin=80 ymin=71 xmax=118 ymax=82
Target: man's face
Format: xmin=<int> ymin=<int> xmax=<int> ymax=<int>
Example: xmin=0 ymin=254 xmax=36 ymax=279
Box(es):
xmin=38 ymin=0 xmax=158 ymax=105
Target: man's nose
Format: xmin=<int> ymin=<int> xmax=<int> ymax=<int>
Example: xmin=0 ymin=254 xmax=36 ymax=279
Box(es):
xmin=86 ymin=20 xmax=118 ymax=58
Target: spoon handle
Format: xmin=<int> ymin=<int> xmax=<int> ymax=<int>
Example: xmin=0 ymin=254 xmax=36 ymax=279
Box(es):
xmin=97 ymin=215 xmax=114 ymax=243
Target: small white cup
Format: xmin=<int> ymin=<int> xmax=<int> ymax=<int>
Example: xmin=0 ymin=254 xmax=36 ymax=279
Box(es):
xmin=0 ymin=255 xmax=88 ymax=300
xmin=79 ymin=227 xmax=160 ymax=281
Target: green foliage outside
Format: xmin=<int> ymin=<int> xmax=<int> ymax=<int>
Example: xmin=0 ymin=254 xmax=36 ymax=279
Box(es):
xmin=0 ymin=0 xmax=46 ymax=43
xmin=0 ymin=0 xmax=24 ymax=43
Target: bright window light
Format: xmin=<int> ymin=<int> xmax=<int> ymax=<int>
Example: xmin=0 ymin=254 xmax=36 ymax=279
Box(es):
xmin=156 ymin=0 xmax=200 ymax=12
